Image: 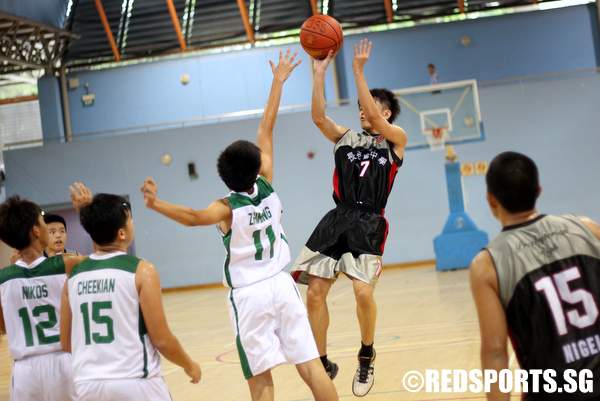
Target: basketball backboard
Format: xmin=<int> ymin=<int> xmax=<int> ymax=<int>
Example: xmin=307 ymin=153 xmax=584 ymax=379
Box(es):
xmin=393 ymin=80 xmax=484 ymax=150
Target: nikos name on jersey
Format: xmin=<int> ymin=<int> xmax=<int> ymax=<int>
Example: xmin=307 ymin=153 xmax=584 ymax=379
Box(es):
xmin=563 ymin=334 xmax=600 ymax=364
xmin=78 ymin=278 xmax=116 ymax=295
xmin=22 ymin=284 xmax=48 ymax=300
xmin=248 ymin=207 xmax=272 ymax=226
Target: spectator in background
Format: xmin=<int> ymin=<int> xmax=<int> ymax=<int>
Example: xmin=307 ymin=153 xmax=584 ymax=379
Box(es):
xmin=428 ymin=63 xmax=439 ymax=85
xmin=44 ymin=214 xmax=79 ymax=256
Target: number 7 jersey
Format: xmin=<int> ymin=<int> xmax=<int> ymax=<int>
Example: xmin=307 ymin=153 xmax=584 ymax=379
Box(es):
xmin=0 ymin=256 xmax=65 ymax=360
xmin=486 ymin=215 xmax=600 ymax=381
xmin=67 ymin=252 xmax=161 ymax=382
xmin=222 ymin=176 xmax=291 ymax=288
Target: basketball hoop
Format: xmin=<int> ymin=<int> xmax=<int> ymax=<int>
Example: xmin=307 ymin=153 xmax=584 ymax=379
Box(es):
xmin=424 ymin=127 xmax=448 ymax=151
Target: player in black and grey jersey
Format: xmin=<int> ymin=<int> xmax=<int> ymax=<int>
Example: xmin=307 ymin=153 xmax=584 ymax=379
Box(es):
xmin=470 ymin=151 xmax=600 ymax=400
xmin=292 ymin=39 xmax=408 ymax=396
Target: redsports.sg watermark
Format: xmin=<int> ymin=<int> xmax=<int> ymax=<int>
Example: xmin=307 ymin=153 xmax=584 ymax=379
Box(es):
xmin=402 ymin=369 xmax=595 ymax=393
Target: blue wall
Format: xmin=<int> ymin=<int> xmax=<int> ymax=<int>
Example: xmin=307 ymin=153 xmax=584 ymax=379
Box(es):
xmin=66 ymin=46 xmax=337 ymax=136
xmin=6 ymin=72 xmax=600 ymax=287
xmin=60 ymin=5 xmax=599 ymax=137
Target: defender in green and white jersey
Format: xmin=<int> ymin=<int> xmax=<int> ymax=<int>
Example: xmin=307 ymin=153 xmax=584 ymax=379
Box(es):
xmin=60 ymin=189 xmax=200 ymax=401
xmin=67 ymin=253 xmax=161 ymax=383
xmin=0 ymin=196 xmax=84 ymax=401
xmin=223 ymin=175 xmax=290 ymax=288
xmin=142 ymin=50 xmax=339 ymax=401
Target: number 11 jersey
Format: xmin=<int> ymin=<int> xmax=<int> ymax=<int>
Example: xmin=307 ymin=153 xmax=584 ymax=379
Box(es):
xmin=487 ymin=214 xmax=600 ymax=397
xmin=222 ymin=176 xmax=291 ymax=289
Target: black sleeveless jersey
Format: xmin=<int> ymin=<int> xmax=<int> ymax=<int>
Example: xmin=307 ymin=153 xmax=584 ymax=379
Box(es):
xmin=332 ymin=130 xmax=402 ymax=212
xmin=487 ymin=215 xmax=600 ymax=400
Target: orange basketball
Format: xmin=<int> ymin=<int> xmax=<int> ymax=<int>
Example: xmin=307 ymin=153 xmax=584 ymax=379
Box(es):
xmin=300 ymin=15 xmax=343 ymax=60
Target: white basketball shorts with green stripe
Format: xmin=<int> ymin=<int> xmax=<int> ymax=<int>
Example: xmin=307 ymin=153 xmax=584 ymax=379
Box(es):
xmin=227 ymin=271 xmax=319 ymax=379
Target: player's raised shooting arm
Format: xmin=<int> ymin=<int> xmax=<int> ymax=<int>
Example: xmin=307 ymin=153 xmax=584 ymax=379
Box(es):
xmin=352 ymin=39 xmax=407 ymax=155
xmin=257 ymin=49 xmax=301 ymax=183
xmin=312 ymin=52 xmax=348 ymax=144
xmin=137 ymin=260 xmax=201 ymax=383
xmin=141 ymin=178 xmax=231 ymax=227
xmin=60 ymin=282 xmax=72 ymax=352
xmin=470 ymin=250 xmax=510 ymax=401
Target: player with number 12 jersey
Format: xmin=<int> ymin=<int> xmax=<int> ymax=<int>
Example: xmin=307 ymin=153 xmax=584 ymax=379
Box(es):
xmin=0 ymin=196 xmax=84 ymax=401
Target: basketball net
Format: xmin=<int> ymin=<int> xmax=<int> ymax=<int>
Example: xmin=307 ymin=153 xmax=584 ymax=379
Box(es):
xmin=425 ymin=127 xmax=448 ymax=151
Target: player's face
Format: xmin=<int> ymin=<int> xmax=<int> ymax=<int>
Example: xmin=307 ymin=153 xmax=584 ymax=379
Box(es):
xmin=359 ymin=100 xmax=391 ymax=131
xmin=47 ymin=222 xmax=67 ymax=254
xmin=359 ymin=106 xmax=371 ymax=130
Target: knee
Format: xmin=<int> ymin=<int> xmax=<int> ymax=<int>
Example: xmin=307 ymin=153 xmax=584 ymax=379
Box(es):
xmin=353 ymin=284 xmax=375 ymax=307
xmin=306 ymin=283 xmax=328 ymax=310
xmin=248 ymin=370 xmax=274 ymax=389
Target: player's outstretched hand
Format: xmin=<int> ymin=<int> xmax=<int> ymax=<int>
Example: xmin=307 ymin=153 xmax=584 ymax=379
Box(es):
xmin=269 ymin=49 xmax=301 ymax=83
xmin=353 ymin=38 xmax=372 ymax=72
xmin=313 ymin=50 xmax=335 ymax=76
xmin=70 ymin=182 xmax=93 ymax=212
xmin=140 ymin=177 xmax=158 ymax=208
xmin=185 ymin=361 xmax=202 ymax=384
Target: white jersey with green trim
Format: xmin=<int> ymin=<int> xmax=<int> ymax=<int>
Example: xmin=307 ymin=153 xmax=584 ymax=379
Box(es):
xmin=67 ymin=251 xmax=161 ymax=383
xmin=222 ymin=176 xmax=291 ymax=288
xmin=0 ymin=256 xmax=66 ymax=360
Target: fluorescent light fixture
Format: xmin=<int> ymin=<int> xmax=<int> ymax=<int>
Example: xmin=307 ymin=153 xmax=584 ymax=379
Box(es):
xmin=538 ymin=0 xmax=593 ymax=9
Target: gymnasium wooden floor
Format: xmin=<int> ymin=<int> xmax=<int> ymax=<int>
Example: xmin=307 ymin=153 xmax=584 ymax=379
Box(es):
xmin=0 ymin=264 xmax=520 ymax=400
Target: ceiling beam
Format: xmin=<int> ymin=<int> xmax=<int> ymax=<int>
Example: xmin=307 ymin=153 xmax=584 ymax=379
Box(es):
xmin=0 ymin=12 xmax=78 ymax=37
xmin=165 ymin=0 xmax=187 ymax=51
xmin=94 ymin=0 xmax=121 ymax=61
xmin=236 ymin=0 xmax=255 ymax=44
xmin=310 ymin=0 xmax=319 ymax=15
xmin=0 ymin=12 xmax=78 ymax=73
xmin=0 ymin=56 xmax=40 ymax=70
xmin=384 ymin=0 xmax=394 ymax=22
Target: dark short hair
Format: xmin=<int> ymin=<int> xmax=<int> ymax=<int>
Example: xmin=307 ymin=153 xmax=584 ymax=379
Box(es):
xmin=368 ymin=88 xmax=400 ymax=124
xmin=217 ymin=140 xmax=261 ymax=192
xmin=428 ymin=63 xmax=435 ymax=68
xmin=486 ymin=151 xmax=540 ymax=213
xmin=80 ymin=194 xmax=131 ymax=246
xmin=44 ymin=214 xmax=67 ymax=230
xmin=0 ymin=196 xmax=43 ymax=250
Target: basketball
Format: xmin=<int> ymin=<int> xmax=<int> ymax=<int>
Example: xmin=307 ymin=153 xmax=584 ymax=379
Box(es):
xmin=300 ymin=15 xmax=343 ymax=60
